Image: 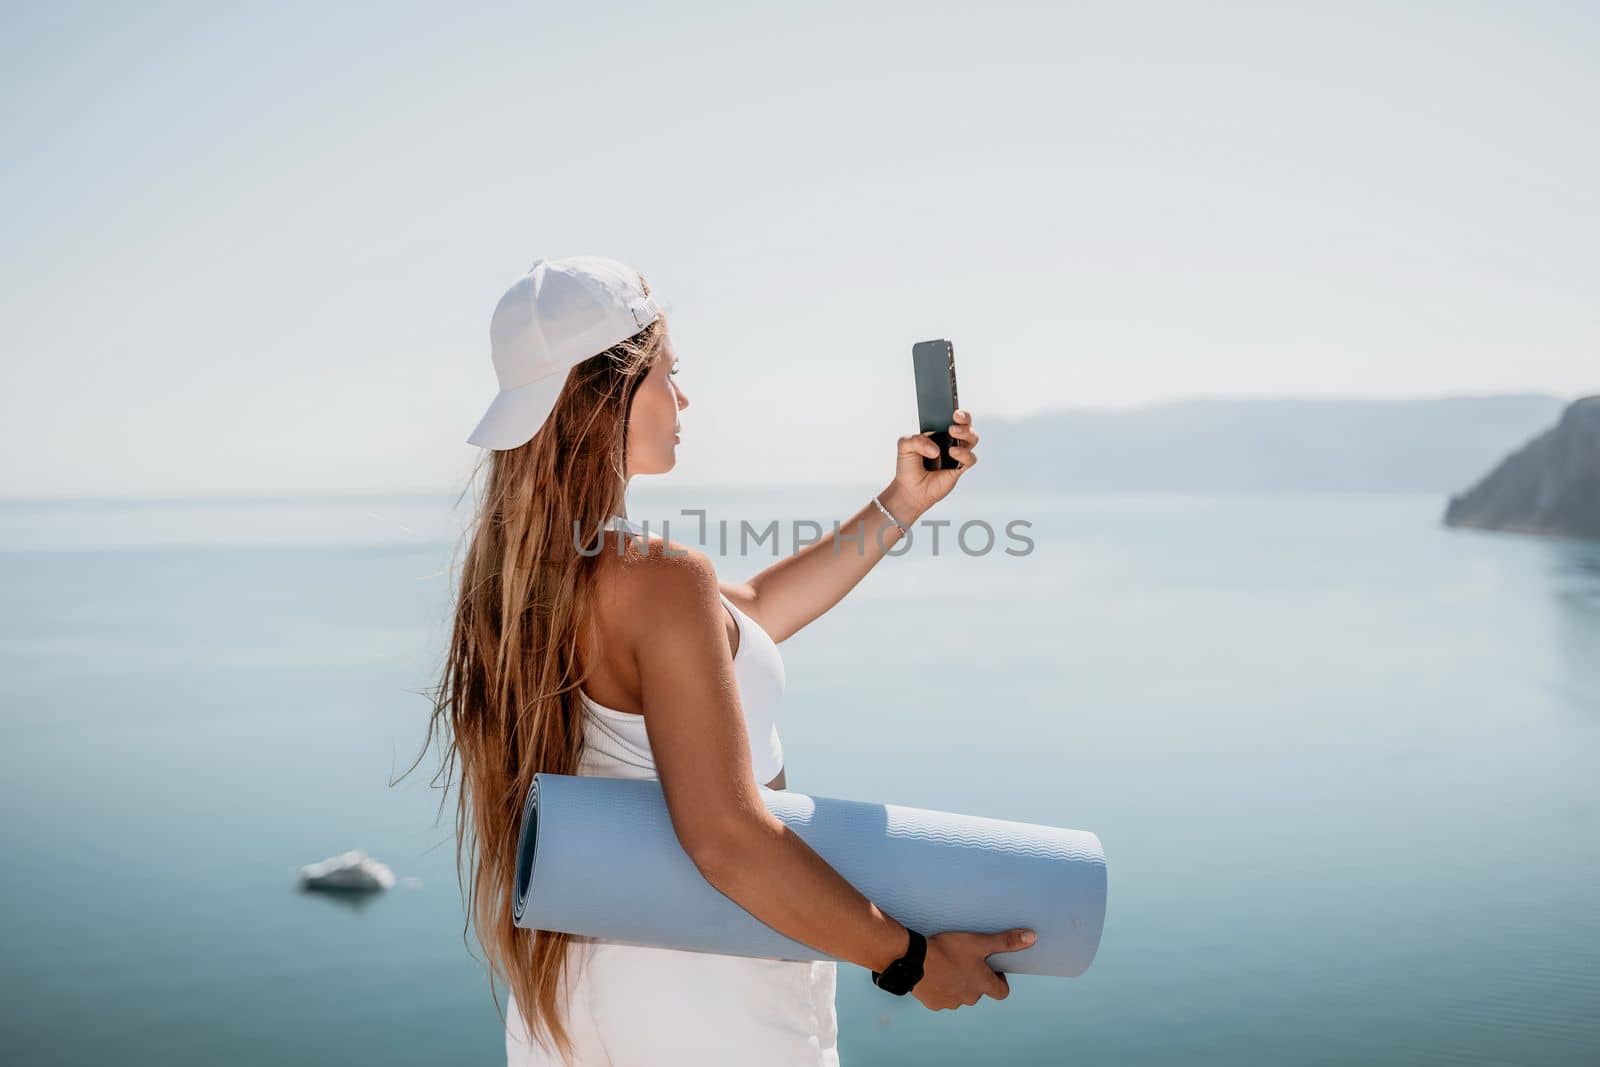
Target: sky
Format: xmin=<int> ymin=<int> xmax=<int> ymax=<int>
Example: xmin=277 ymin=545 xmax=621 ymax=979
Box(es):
xmin=2 ymin=0 xmax=1596 ymax=497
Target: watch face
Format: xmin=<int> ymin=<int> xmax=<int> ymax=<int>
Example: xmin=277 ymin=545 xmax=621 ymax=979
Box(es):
xmin=878 ymin=958 xmax=919 ymax=995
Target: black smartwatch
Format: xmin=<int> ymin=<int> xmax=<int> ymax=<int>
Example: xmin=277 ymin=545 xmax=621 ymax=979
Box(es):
xmin=870 ymin=928 xmax=927 ymax=996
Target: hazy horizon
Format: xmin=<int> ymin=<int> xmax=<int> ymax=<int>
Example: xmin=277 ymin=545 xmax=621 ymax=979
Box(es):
xmin=0 ymin=389 xmax=1583 ymax=501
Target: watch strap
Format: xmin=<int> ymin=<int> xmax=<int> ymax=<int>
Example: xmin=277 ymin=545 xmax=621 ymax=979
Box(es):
xmin=870 ymin=928 xmax=927 ymax=995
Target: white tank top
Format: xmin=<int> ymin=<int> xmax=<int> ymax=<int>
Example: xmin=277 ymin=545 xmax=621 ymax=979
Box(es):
xmin=576 ymin=514 xmax=787 ymax=784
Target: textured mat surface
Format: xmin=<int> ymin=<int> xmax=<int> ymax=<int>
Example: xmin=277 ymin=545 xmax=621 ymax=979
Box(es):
xmin=513 ymin=773 xmax=1106 ymax=977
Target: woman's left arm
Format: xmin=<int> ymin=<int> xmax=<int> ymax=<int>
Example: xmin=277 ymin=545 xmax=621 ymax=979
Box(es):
xmin=723 ymin=410 xmax=981 ymax=643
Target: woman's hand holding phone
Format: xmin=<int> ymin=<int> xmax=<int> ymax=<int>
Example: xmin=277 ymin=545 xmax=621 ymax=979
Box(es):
xmin=887 ymin=337 xmax=978 ymax=521
xmin=888 ymin=409 xmax=980 ymax=521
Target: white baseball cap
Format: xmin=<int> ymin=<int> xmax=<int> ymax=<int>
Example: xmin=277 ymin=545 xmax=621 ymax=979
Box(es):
xmin=467 ymin=255 xmax=669 ymax=450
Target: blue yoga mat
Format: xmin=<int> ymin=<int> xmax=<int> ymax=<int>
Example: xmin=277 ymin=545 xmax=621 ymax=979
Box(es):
xmin=513 ymin=773 xmax=1107 ymax=978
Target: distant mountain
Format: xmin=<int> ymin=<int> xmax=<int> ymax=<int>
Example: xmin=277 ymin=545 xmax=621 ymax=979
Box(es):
xmin=1443 ymin=396 xmax=1600 ymax=541
xmin=977 ymin=394 xmax=1569 ymax=493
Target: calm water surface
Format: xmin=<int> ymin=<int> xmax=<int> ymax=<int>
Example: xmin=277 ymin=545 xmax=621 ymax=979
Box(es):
xmin=2 ymin=488 xmax=1596 ymax=1065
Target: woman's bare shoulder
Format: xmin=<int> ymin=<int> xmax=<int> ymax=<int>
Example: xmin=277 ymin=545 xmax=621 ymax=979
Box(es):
xmin=591 ymin=530 xmax=722 ymax=641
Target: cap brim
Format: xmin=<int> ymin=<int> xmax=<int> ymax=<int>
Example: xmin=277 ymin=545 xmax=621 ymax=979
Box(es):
xmin=466 ymin=371 xmax=568 ymax=450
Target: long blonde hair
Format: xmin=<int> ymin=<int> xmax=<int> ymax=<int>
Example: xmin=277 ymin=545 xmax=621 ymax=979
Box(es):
xmin=403 ymin=279 xmax=664 ymax=1064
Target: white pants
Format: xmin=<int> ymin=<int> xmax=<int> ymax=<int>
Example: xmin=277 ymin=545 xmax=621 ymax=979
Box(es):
xmin=506 ymin=936 xmax=840 ymax=1066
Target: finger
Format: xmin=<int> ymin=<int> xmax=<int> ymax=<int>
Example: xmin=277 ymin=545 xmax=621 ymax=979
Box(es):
xmin=988 ymin=971 xmax=1010 ymax=1001
xmin=988 ymin=929 xmax=1037 ymax=954
xmin=954 ymin=408 xmax=971 ymax=423
xmin=950 ymin=446 xmax=978 ymax=468
xmin=899 ymin=434 xmax=939 ymax=458
xmin=948 ymin=422 xmax=980 ymax=444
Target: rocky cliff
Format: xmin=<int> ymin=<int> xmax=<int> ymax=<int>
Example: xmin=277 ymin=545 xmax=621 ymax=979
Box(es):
xmin=1443 ymin=396 xmax=1600 ymax=540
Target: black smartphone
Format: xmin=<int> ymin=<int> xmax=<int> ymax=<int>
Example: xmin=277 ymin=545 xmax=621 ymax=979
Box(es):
xmin=912 ymin=339 xmax=960 ymax=471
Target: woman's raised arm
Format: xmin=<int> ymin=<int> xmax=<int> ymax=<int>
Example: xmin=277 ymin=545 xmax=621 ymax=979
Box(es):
xmin=732 ymin=412 xmax=980 ymax=643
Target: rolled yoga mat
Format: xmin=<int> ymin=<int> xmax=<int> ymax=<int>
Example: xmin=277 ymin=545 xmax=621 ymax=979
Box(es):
xmin=513 ymin=773 xmax=1107 ymax=978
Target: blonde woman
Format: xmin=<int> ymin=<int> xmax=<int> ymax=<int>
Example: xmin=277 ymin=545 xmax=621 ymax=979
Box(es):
xmin=422 ymin=256 xmax=1032 ymax=1066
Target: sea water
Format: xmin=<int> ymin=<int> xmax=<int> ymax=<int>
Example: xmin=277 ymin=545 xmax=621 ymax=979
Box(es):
xmin=2 ymin=488 xmax=1596 ymax=1065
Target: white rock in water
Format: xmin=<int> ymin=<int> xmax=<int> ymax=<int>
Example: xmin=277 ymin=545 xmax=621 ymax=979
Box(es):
xmin=298 ymin=849 xmax=397 ymax=892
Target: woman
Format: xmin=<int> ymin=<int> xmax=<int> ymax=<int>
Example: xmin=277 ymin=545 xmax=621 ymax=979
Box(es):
xmin=422 ymin=256 xmax=1034 ymax=1066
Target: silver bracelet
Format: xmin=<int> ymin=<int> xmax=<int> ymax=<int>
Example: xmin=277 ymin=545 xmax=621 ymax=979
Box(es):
xmin=871 ymin=494 xmax=909 ymax=533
